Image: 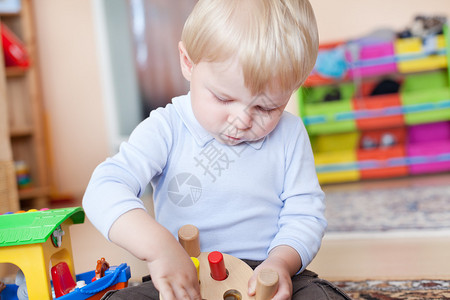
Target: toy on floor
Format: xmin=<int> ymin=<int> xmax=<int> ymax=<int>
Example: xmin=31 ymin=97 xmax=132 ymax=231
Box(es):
xmin=0 ymin=281 xmax=5 ymax=297
xmin=93 ymin=258 xmax=110 ymax=282
xmin=53 ymin=258 xmax=130 ymax=300
xmin=52 ymin=262 xmax=78 ymax=297
xmin=14 ymin=270 xmax=27 ymax=300
xmin=164 ymin=225 xmax=279 ymax=300
xmin=1 ymin=257 xmax=130 ymax=300
xmin=0 ymin=207 xmax=83 ymax=299
xmin=0 ymin=207 xmax=131 ymax=300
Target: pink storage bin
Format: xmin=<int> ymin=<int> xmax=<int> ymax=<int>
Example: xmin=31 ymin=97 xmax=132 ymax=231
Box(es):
xmin=407 ymin=121 xmax=450 ymax=174
xmin=346 ymin=40 xmax=398 ymax=78
xmin=408 ymin=121 xmax=450 ymax=143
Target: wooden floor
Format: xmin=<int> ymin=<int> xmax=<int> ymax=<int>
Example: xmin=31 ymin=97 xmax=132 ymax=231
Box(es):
xmin=309 ymin=230 xmax=450 ymax=281
xmin=310 ymin=172 xmax=450 ymax=281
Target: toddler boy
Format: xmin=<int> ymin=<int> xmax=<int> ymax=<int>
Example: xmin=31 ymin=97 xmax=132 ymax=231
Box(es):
xmin=84 ymin=0 xmax=351 ymax=299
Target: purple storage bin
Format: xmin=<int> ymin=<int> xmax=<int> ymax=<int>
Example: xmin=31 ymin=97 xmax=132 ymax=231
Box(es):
xmin=408 ymin=121 xmax=450 ymax=143
xmin=407 ymin=121 xmax=450 ymax=174
xmin=346 ymin=41 xmax=398 ymax=78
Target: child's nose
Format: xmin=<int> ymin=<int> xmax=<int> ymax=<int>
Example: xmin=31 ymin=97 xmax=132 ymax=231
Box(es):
xmin=228 ymin=108 xmax=252 ymax=130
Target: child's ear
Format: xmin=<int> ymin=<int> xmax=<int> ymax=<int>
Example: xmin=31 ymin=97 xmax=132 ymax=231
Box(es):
xmin=179 ymin=41 xmax=193 ymax=81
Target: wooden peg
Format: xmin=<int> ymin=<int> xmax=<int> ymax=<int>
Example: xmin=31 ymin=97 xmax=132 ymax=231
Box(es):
xmin=255 ymin=269 xmax=279 ymax=300
xmin=208 ymin=251 xmax=228 ymax=281
xmin=178 ymin=224 xmax=201 ymax=257
xmin=191 ymin=257 xmax=200 ymax=280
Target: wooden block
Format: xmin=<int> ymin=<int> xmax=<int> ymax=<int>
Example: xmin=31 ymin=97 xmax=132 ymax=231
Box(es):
xmin=178 ymin=224 xmax=201 ymax=257
xmin=161 ymin=225 xmax=278 ymax=300
xmin=255 ymin=269 xmax=279 ymax=300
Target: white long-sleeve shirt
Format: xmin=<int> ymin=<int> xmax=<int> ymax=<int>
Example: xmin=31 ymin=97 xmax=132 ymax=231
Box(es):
xmin=83 ymin=93 xmax=326 ymax=271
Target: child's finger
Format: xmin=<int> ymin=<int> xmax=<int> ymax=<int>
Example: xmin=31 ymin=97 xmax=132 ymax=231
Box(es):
xmin=247 ymin=273 xmax=258 ymax=296
xmin=185 ymin=284 xmax=202 ymax=300
xmin=173 ymin=286 xmax=191 ymax=299
xmin=157 ymin=280 xmax=176 ymax=300
xmin=271 ymin=279 xmax=291 ymax=300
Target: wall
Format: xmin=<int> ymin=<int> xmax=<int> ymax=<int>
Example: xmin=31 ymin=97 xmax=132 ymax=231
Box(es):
xmin=33 ymin=1 xmax=450 ymax=199
xmin=33 ymin=1 xmax=109 ymax=199
xmin=311 ymin=0 xmax=450 ymax=43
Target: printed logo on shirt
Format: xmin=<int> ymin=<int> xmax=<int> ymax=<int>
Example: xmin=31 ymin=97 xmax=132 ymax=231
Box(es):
xmin=167 ymin=173 xmax=202 ymax=207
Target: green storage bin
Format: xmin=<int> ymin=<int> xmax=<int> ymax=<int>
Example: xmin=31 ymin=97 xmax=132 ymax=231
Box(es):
xmin=401 ymin=71 xmax=450 ymax=124
xmin=299 ymin=83 xmax=356 ymax=135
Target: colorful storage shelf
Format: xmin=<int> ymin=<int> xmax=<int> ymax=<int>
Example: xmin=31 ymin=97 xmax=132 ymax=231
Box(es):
xmin=304 ymin=41 xmax=349 ymax=86
xmin=310 ymin=123 xmax=450 ymax=184
xmin=401 ymin=71 xmax=450 ymax=125
xmin=395 ymin=34 xmax=447 ymax=73
xmin=357 ymin=127 xmax=408 ymax=180
xmin=346 ymin=40 xmax=398 ymax=79
xmin=312 ymin=132 xmax=360 ymax=184
xmin=300 ymin=83 xmax=356 ymax=135
xmin=407 ymin=121 xmax=450 ymax=175
xmin=353 ymin=79 xmax=404 ymax=130
xmin=300 ymin=24 xmax=450 ymax=184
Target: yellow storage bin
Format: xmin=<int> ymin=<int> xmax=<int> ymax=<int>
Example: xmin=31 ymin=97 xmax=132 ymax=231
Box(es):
xmin=395 ymin=35 xmax=447 ymax=73
xmin=313 ymin=132 xmax=360 ymax=153
xmin=314 ymin=150 xmax=360 ymax=184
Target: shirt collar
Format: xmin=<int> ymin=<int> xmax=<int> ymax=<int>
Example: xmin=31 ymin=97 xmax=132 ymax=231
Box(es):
xmin=172 ymin=93 xmax=266 ymax=150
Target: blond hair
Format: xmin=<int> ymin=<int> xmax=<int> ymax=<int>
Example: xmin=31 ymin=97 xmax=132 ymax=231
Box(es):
xmin=181 ymin=0 xmax=319 ymax=94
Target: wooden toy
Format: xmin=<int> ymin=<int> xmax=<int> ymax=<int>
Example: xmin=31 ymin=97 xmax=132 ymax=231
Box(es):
xmin=161 ymin=225 xmax=279 ymax=300
xmin=255 ymin=269 xmax=279 ymax=300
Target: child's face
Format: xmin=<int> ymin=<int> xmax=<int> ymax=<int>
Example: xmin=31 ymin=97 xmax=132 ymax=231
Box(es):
xmin=184 ymin=55 xmax=293 ymax=146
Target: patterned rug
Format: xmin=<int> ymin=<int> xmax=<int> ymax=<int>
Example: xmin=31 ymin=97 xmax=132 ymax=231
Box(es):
xmin=334 ymin=279 xmax=450 ymax=300
xmin=324 ymin=180 xmax=450 ymax=299
xmin=324 ymin=182 xmax=450 ymax=233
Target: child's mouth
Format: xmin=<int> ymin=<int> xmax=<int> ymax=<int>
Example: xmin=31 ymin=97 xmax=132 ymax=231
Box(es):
xmin=225 ymin=135 xmax=241 ymax=141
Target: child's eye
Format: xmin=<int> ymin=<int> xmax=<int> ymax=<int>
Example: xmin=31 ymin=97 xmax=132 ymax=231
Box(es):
xmin=214 ymin=94 xmax=232 ymax=105
xmin=256 ymin=105 xmax=274 ymax=113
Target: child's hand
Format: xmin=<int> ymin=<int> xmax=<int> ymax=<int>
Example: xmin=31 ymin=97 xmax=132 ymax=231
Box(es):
xmin=108 ymin=209 xmax=201 ymax=300
xmin=247 ymin=246 xmax=302 ymax=300
xmin=147 ymin=240 xmax=201 ymax=300
xmin=248 ymin=260 xmax=292 ymax=300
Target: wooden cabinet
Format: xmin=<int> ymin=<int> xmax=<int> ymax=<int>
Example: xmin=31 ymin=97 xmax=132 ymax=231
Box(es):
xmin=0 ymin=35 xmax=19 ymax=214
xmin=0 ymin=0 xmax=50 ymax=211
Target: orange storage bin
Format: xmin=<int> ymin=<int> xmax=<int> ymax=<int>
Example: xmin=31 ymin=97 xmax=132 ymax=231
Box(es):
xmin=357 ymin=127 xmax=408 ymax=179
xmin=353 ymin=80 xmax=404 ymax=130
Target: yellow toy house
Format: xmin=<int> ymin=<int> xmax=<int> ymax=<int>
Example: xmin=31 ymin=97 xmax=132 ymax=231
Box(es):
xmin=0 ymin=207 xmax=85 ymax=300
